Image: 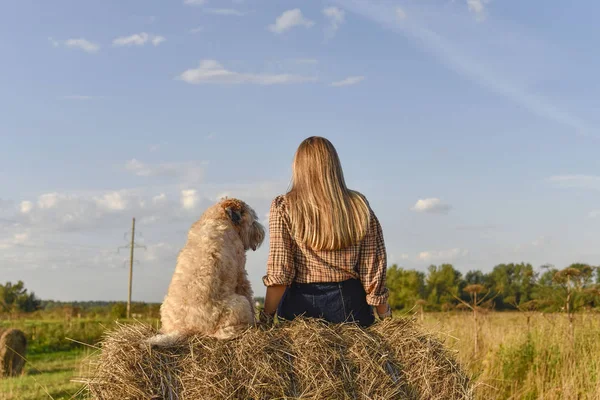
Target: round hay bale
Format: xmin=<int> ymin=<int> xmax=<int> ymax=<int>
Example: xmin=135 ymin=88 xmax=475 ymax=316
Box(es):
xmin=85 ymin=318 xmax=474 ymax=400
xmin=0 ymin=328 xmax=27 ymax=378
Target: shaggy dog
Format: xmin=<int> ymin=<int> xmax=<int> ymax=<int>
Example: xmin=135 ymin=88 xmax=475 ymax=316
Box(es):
xmin=147 ymin=198 xmax=265 ymax=346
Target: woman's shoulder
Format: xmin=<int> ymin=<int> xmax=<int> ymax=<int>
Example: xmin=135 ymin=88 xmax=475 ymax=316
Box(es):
xmin=270 ymin=194 xmax=289 ymax=214
xmin=349 ymin=190 xmax=373 ymax=210
xmin=272 ymin=194 xmax=286 ymax=206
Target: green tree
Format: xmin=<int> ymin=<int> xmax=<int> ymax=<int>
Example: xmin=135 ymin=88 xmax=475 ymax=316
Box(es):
xmin=386 ymin=265 xmax=426 ymax=310
xmin=0 ymin=281 xmax=41 ymax=313
xmin=425 ymin=264 xmax=463 ymax=310
xmin=487 ymin=263 xmax=536 ymax=309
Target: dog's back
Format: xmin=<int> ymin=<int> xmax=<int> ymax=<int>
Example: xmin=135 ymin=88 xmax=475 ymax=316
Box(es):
xmin=150 ymin=198 xmax=264 ymax=345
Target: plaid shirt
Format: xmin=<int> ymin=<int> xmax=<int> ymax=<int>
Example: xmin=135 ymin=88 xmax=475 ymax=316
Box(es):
xmin=262 ymin=195 xmax=389 ymax=306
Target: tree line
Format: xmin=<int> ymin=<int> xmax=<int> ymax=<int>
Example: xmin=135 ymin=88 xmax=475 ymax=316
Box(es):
xmin=387 ymin=262 xmax=600 ymax=313
xmin=2 ymin=262 xmax=599 ymax=316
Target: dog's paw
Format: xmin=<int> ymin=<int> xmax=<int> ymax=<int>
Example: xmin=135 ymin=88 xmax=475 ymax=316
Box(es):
xmin=143 ymin=333 xmax=183 ymax=348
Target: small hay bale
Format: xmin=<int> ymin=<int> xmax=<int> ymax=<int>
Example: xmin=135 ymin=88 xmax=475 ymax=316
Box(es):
xmin=85 ymin=318 xmax=474 ymax=400
xmin=0 ymin=328 xmax=27 ymax=378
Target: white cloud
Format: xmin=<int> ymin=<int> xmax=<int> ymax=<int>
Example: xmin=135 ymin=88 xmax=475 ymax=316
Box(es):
xmin=0 ymin=232 xmax=30 ymax=250
xmin=205 ymin=8 xmax=245 ymax=16
xmin=153 ymin=193 xmax=167 ymax=204
xmin=181 ymin=190 xmax=198 ymax=210
xmin=65 ymin=38 xmax=100 ymax=53
xmin=418 ymin=248 xmax=468 ymax=262
xmin=151 ymin=35 xmax=166 ymax=46
xmin=113 ymin=33 xmax=166 ymax=47
xmin=396 ymin=7 xmax=407 ymax=20
xmin=59 ymin=95 xmax=94 ymax=100
xmin=411 ymin=198 xmax=452 ymax=214
xmin=38 ymin=193 xmax=62 ymax=209
xmin=48 ymin=37 xmax=60 ymax=47
xmin=189 ymin=26 xmax=203 ymax=34
xmin=95 ymin=192 xmax=127 ymax=211
xmin=183 ymin=0 xmax=206 ymax=5
xmin=20 ymin=201 xmax=33 ymax=214
xmin=269 ymin=9 xmax=315 ymax=34
xmin=295 ymin=58 xmax=319 ymax=65
xmin=330 ymin=76 xmax=365 ymax=87
xmin=588 ymin=210 xmax=600 ymax=219
xmin=178 ymin=59 xmax=317 ymax=85
xmin=323 ymin=7 xmax=345 ymax=38
xmin=14 ymin=232 xmax=29 ymax=243
xmin=467 ymin=0 xmax=489 ymax=22
xmin=515 ymin=236 xmax=552 ymax=252
xmin=547 ymin=175 xmax=600 ymax=191
xmin=124 ymin=159 xmax=204 ymax=183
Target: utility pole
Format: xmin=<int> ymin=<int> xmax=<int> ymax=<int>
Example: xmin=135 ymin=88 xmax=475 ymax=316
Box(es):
xmin=118 ymin=217 xmax=145 ymax=319
xmin=127 ymin=217 xmax=136 ymax=319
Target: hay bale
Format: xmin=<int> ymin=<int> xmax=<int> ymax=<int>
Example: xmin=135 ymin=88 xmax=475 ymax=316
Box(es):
xmin=0 ymin=328 xmax=27 ymax=378
xmin=85 ymin=318 xmax=473 ymax=400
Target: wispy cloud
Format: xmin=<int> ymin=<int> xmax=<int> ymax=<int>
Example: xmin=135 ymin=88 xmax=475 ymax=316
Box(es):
xmin=63 ymin=38 xmax=100 ymax=53
xmin=48 ymin=37 xmax=60 ymax=47
xmin=411 ymin=198 xmax=452 ymax=214
xmin=467 ymin=0 xmax=490 ymax=22
xmin=113 ymin=32 xmax=166 ymax=47
xmin=180 ymin=189 xmax=198 ymax=210
xmin=330 ymin=76 xmax=364 ymax=87
xmin=396 ymin=7 xmax=407 ymax=20
xmin=418 ymin=248 xmax=468 ymax=262
xmin=589 ymin=210 xmax=600 ymax=219
xmin=189 ymin=26 xmax=203 ymax=34
xmin=58 ymin=95 xmax=95 ymax=101
xmin=332 ymin=0 xmax=591 ymax=137
xmin=183 ymin=0 xmax=206 ymax=5
xmin=547 ymin=175 xmax=600 ymax=190
xmin=205 ymin=8 xmax=245 ymax=16
xmin=125 ymin=159 xmax=204 ymax=183
xmin=323 ymin=7 xmax=345 ymax=39
xmin=269 ymin=9 xmax=315 ymax=34
xmin=178 ymin=59 xmax=317 ymax=85
xmin=294 ymin=58 xmax=319 ymax=65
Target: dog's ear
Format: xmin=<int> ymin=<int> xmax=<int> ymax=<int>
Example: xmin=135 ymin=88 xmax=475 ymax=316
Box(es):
xmin=225 ymin=207 xmax=242 ymax=225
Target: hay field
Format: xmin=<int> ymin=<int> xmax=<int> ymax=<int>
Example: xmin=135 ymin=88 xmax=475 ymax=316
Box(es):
xmin=1 ymin=312 xmax=599 ymax=399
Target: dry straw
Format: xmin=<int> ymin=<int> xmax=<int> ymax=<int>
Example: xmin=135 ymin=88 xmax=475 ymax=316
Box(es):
xmin=0 ymin=328 xmax=27 ymax=378
xmin=85 ymin=318 xmax=473 ymax=400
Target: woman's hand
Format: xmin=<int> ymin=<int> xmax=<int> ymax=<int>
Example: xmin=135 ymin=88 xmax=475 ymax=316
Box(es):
xmin=375 ymin=302 xmax=392 ymax=320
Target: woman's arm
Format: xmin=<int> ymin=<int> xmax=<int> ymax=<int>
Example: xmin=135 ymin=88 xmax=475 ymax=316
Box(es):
xmin=358 ymin=210 xmax=391 ymax=319
xmin=262 ymin=197 xmax=295 ymax=318
xmin=263 ymin=285 xmax=287 ymax=315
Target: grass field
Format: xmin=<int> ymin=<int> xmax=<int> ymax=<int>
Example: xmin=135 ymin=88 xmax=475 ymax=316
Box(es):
xmin=1 ymin=313 xmax=599 ymax=399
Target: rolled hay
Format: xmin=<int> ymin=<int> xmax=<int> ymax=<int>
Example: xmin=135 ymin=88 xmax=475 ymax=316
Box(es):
xmin=85 ymin=318 xmax=474 ymax=400
xmin=0 ymin=328 xmax=27 ymax=378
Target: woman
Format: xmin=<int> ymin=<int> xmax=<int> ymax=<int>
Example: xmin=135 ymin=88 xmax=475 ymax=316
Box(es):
xmin=261 ymin=136 xmax=391 ymax=327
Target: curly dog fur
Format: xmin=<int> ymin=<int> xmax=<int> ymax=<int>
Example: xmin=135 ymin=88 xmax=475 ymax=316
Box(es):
xmin=147 ymin=198 xmax=265 ymax=346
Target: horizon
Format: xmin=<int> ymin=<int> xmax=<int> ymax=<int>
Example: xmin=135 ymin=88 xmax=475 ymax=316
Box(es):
xmin=1 ymin=0 xmax=599 ymax=302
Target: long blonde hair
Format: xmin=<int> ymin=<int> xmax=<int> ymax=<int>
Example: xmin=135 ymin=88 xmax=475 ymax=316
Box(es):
xmin=285 ymin=136 xmax=370 ymax=251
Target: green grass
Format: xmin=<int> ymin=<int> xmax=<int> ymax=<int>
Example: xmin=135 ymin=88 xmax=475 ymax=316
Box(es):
xmin=0 ymin=350 xmax=91 ymax=400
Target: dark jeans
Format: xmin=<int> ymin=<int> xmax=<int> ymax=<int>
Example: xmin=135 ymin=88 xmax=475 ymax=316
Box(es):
xmin=277 ymin=279 xmax=375 ymax=327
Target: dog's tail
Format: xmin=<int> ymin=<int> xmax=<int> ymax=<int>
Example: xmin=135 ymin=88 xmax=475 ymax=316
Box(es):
xmin=144 ymin=332 xmax=184 ymax=348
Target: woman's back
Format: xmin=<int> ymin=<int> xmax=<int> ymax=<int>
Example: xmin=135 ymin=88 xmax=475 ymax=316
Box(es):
xmin=261 ymin=136 xmax=392 ymax=326
xmin=264 ymin=194 xmax=388 ymax=307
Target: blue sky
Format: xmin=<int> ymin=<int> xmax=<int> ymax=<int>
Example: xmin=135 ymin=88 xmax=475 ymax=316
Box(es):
xmin=1 ymin=0 xmax=598 ymax=301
